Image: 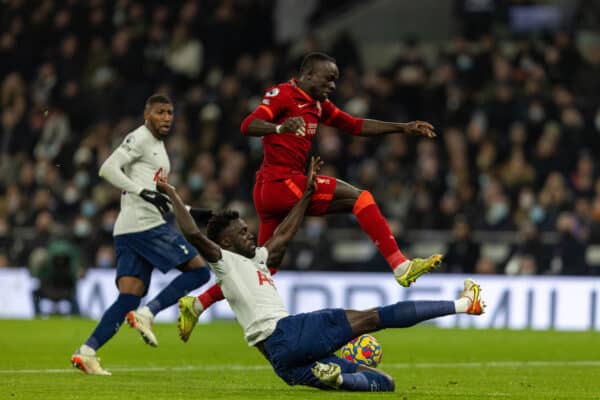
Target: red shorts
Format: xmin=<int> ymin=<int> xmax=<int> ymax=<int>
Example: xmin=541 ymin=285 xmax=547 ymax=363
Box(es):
xmin=253 ymin=174 xmax=337 ymax=245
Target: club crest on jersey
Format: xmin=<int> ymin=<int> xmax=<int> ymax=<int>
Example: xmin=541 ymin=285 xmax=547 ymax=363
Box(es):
xmin=265 ymin=88 xmax=280 ymax=97
xmin=307 ymin=122 xmax=318 ymax=136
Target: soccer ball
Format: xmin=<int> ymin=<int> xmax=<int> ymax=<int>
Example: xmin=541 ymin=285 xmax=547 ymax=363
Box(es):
xmin=340 ymin=334 xmax=383 ymax=367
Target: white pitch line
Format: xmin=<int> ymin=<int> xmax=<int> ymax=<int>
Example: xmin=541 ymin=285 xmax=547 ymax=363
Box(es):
xmin=0 ymin=364 xmax=271 ymax=374
xmin=1 ymin=360 xmax=600 ymax=374
xmin=385 ymin=360 xmax=600 ymax=368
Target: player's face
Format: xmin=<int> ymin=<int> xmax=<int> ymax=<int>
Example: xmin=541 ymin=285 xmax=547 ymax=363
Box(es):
xmin=144 ymin=102 xmax=173 ymax=139
xmin=231 ymin=218 xmax=256 ymax=258
xmin=308 ymin=61 xmax=339 ymax=101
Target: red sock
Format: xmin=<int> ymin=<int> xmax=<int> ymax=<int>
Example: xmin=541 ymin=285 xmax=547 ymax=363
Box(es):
xmin=353 ymin=191 xmax=407 ymax=270
xmin=197 ymin=284 xmax=223 ymax=309
xmin=197 ymin=267 xmax=280 ymax=309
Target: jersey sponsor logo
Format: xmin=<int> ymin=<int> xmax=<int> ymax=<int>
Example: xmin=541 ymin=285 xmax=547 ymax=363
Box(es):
xmin=179 ymin=244 xmax=189 ymax=255
xmin=316 ymin=177 xmax=330 ymax=185
xmin=265 ymin=88 xmax=280 ymax=97
xmin=297 ymin=103 xmax=310 ymax=109
xmin=257 ymin=270 xmax=275 ymax=288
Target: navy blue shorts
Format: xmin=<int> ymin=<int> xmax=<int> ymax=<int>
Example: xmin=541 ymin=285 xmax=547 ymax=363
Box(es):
xmin=114 ymin=223 xmax=198 ymax=294
xmin=262 ymin=309 xmax=358 ymax=388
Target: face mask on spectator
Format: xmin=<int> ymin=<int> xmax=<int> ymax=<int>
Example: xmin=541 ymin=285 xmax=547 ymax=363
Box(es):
xmin=305 ymin=220 xmax=324 ymax=240
xmin=487 ymin=202 xmax=508 ymax=225
xmin=81 ymin=200 xmax=96 ymax=217
xmin=97 ymin=254 xmax=113 ymax=269
xmin=35 ymin=163 xmax=48 ymax=183
xmin=74 ymin=220 xmax=91 ymax=237
xmin=187 ymin=173 xmax=204 ymax=191
xmin=74 ymin=171 xmax=90 ymax=188
xmin=528 ymin=104 xmax=545 ymax=123
xmin=0 ymin=221 xmax=7 ymax=238
xmin=529 ymin=206 xmax=545 ymax=223
xmin=456 ymin=54 xmax=473 ymax=71
xmin=102 ymin=220 xmax=115 ymax=233
xmin=64 ymin=188 xmax=80 ymax=204
xmin=519 ymin=192 xmax=535 ymax=209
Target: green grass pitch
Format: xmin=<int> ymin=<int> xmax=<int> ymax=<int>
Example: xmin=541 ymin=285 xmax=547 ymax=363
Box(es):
xmin=0 ymin=319 xmax=599 ymax=399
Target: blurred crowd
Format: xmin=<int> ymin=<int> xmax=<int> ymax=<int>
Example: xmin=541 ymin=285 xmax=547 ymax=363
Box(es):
xmin=1 ymin=0 xmax=600 ymax=287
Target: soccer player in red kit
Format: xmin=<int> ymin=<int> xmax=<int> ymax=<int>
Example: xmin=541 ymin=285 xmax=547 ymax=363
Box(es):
xmin=183 ymin=52 xmax=442 ymax=340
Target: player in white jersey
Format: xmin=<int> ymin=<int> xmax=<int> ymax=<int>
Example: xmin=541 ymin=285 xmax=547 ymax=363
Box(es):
xmin=70 ymin=95 xmax=211 ymax=376
xmin=159 ymin=156 xmax=486 ymax=392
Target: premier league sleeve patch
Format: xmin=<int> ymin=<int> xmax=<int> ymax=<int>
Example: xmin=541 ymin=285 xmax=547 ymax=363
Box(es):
xmin=265 ymin=88 xmax=280 ymax=97
xmin=121 ymin=134 xmax=136 ymax=152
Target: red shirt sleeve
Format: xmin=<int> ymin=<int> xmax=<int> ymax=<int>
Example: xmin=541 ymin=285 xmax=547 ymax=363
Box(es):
xmin=320 ymin=100 xmax=363 ymax=136
xmin=241 ymin=86 xmax=289 ymax=135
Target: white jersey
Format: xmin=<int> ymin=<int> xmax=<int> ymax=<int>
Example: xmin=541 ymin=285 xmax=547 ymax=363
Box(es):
xmin=99 ymin=125 xmax=170 ymax=235
xmin=208 ymin=247 xmax=289 ymax=346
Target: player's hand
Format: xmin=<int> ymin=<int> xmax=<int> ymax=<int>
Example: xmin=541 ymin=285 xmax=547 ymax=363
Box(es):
xmin=155 ymin=177 xmax=175 ymax=194
xmin=306 ymin=156 xmax=324 ymax=194
xmin=140 ymin=188 xmax=172 ymax=214
xmin=280 ymin=116 xmax=306 ymax=136
xmin=402 ymin=121 xmax=436 ymax=138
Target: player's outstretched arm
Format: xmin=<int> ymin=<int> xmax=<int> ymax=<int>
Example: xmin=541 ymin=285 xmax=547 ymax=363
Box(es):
xmin=264 ymin=156 xmax=323 ymax=266
xmin=157 ymin=179 xmax=222 ymax=263
xmin=360 ymin=119 xmax=436 ymax=138
xmin=322 ymin=102 xmax=435 ymax=139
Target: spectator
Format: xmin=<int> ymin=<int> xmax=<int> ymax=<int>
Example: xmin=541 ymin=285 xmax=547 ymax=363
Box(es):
xmin=552 ymin=212 xmax=588 ymax=275
xmin=0 ymin=1 xmax=599 ymax=276
xmin=32 ymin=238 xmax=82 ymax=316
xmin=475 ymin=257 xmax=497 ymax=274
xmin=444 ymin=217 xmax=480 ymax=274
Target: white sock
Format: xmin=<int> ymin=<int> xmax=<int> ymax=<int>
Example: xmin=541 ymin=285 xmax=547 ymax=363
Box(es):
xmin=139 ymin=306 xmax=154 ymax=318
xmin=80 ymin=344 xmax=96 ymax=355
xmin=393 ymin=260 xmax=411 ymax=276
xmin=192 ymin=297 xmax=204 ymax=315
xmin=454 ymin=297 xmax=472 ymax=314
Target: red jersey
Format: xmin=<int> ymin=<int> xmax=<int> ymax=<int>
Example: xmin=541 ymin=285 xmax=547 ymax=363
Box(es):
xmin=241 ymin=79 xmax=363 ymax=181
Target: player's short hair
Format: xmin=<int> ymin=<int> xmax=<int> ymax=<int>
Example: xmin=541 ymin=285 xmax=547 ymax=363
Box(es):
xmin=299 ymin=52 xmax=336 ymax=75
xmin=207 ymin=210 xmax=240 ymax=243
xmin=145 ymin=94 xmax=172 ymax=109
